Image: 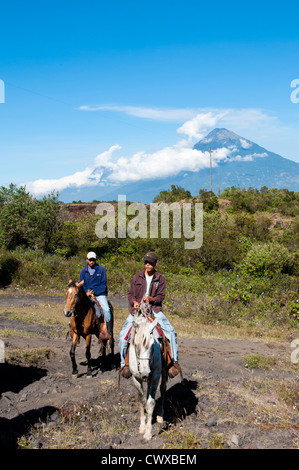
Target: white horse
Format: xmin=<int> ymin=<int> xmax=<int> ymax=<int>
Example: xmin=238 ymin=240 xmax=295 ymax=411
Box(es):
xmin=129 ymin=304 xmax=167 ymax=441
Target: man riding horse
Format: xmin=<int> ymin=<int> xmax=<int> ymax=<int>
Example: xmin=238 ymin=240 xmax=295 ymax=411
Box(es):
xmin=80 ymin=252 xmax=113 ymax=337
xmin=118 ymin=251 xmax=181 ymax=379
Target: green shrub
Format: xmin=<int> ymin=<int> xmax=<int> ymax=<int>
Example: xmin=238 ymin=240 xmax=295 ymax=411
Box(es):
xmin=153 ymin=184 xmax=192 ymax=203
xmin=0 ymin=184 xmax=61 ymax=252
xmin=241 ymin=242 xmax=294 ymax=277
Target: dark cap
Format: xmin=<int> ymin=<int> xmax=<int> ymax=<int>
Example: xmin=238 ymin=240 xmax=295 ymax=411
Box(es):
xmin=144 ymin=252 xmax=158 ymax=263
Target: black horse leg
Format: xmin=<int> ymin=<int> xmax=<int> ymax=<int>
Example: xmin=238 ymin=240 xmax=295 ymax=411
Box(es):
xmin=86 ymin=335 xmax=92 ymax=377
xmin=101 ymin=339 xmax=107 ymax=371
xmin=110 ymin=337 xmax=115 ymax=369
xmin=70 ymin=336 xmax=78 ymax=377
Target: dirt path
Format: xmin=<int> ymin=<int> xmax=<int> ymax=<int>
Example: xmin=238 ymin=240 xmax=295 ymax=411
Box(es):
xmin=0 ymin=293 xmax=298 ymax=449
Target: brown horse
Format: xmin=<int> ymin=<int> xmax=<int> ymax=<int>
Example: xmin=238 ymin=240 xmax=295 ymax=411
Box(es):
xmin=64 ymin=280 xmax=114 ymax=377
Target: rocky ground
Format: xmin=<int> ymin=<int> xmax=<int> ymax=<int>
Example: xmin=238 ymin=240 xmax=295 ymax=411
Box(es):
xmin=0 ymin=291 xmax=298 ymax=450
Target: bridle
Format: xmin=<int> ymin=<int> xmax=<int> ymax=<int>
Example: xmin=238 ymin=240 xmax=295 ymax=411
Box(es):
xmin=133 ymin=314 xmax=155 ymax=372
xmin=65 ymin=285 xmax=82 ymax=318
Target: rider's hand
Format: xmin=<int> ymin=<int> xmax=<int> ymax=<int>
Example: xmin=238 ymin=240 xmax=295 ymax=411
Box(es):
xmin=133 ymin=301 xmax=140 ymax=310
xmin=143 ymin=296 xmax=155 ymax=303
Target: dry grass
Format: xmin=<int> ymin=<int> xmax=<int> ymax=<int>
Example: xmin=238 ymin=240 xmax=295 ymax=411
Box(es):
xmin=18 ymin=400 xmax=132 ymax=449
xmin=0 ymin=300 xmax=295 ymax=344
xmin=0 ymin=328 xmax=41 ymax=338
xmin=6 ymin=347 xmax=55 ymax=366
xmin=162 ymin=425 xmax=201 ymax=449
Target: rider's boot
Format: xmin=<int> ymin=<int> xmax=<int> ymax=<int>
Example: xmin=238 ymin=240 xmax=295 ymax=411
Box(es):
xmin=119 ymin=347 xmax=132 ymax=378
xmin=168 ymin=361 xmax=182 ymax=379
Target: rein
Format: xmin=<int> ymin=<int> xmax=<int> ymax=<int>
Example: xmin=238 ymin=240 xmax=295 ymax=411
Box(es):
xmin=133 ymin=315 xmax=156 ymax=372
xmin=70 ymin=287 xmax=91 ymax=318
xmin=136 ymin=349 xmax=155 ymax=371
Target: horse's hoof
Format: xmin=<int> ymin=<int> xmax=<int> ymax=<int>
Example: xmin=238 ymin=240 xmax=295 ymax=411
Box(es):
xmin=157 ymin=416 xmax=164 ymax=424
xmin=87 ymin=372 xmax=92 ymax=378
xmin=143 ymin=434 xmax=152 ymax=442
xmin=139 ymin=428 xmax=145 ymax=435
xmin=72 ymin=372 xmax=78 ymax=378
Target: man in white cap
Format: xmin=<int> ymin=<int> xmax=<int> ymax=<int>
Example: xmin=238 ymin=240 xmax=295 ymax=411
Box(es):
xmin=79 ymin=252 xmax=113 ymax=336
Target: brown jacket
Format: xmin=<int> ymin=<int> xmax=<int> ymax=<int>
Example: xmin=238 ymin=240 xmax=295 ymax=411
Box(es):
xmin=128 ymin=269 xmax=165 ymax=315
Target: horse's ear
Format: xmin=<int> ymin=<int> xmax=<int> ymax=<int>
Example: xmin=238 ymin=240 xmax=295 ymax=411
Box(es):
xmin=76 ymin=280 xmax=84 ymax=287
xmin=149 ymin=318 xmax=159 ymax=332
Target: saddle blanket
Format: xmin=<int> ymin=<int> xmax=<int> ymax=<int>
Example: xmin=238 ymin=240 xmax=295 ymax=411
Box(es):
xmin=124 ymin=316 xmax=162 ymax=342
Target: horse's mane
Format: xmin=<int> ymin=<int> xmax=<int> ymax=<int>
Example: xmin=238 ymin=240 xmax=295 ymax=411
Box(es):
xmin=68 ymin=280 xmax=77 ymax=288
xmin=67 ymin=280 xmax=92 ymax=306
xmin=133 ymin=314 xmax=151 ymax=352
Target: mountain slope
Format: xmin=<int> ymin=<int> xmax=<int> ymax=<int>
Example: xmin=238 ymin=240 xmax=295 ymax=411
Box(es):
xmin=59 ymin=128 xmax=299 ymax=203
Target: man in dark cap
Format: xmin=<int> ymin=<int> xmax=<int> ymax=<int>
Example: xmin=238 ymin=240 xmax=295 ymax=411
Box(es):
xmin=118 ymin=251 xmax=181 ymax=378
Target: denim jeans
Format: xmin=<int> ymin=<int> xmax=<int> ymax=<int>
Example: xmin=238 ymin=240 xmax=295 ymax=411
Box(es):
xmin=118 ymin=310 xmax=178 ymax=367
xmin=94 ymin=295 xmax=112 ymax=322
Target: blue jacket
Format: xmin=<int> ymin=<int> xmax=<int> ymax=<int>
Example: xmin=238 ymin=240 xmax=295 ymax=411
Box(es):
xmin=79 ymin=264 xmax=108 ymax=296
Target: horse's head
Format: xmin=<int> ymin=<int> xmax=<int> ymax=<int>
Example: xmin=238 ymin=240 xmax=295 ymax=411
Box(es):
xmin=64 ymin=279 xmax=84 ymax=317
xmin=130 ymin=313 xmax=159 ymax=380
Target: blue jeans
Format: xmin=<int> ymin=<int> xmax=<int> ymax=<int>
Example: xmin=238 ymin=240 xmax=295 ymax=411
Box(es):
xmin=94 ymin=295 xmax=112 ymax=322
xmin=118 ymin=310 xmax=178 ymax=367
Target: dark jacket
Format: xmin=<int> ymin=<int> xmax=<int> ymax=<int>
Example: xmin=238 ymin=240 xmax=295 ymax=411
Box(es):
xmin=79 ymin=264 xmax=108 ymax=296
xmin=128 ymin=269 xmax=165 ymax=315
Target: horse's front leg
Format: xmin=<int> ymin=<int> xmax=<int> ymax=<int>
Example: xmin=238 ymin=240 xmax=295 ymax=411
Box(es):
xmin=85 ymin=335 xmax=92 ymax=377
xmin=133 ymin=377 xmax=146 ymax=435
xmin=144 ymin=394 xmax=155 ymax=441
xmin=101 ymin=339 xmax=107 ymax=370
xmin=144 ymin=377 xmax=160 ymax=441
xmin=157 ymin=368 xmax=167 ymax=425
xmin=70 ymin=334 xmax=79 ymax=377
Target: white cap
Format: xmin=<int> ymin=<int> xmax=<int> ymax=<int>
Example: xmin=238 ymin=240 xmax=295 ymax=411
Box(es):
xmin=87 ymin=251 xmax=97 ymax=259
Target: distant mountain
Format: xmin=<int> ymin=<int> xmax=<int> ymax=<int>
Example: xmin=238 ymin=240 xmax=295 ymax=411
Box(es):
xmin=59 ymin=128 xmax=299 ymax=203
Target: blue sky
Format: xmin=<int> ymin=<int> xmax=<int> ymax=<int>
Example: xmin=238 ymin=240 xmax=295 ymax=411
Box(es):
xmin=1 ymin=0 xmax=299 ymax=195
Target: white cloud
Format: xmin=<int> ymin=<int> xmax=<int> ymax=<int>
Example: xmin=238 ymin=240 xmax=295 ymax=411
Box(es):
xmin=78 ymin=105 xmax=196 ymax=122
xmin=177 ymin=112 xmax=228 ymax=140
xmin=240 ymin=138 xmax=252 ymax=149
xmin=24 ymin=144 xmax=233 ymax=197
xmin=79 ymin=103 xmax=276 ymax=130
xmin=230 ymin=152 xmax=268 ymax=162
xmin=24 ymin=167 xmax=93 ymax=196
xmin=24 ymin=106 xmax=283 ymax=197
xmin=23 ymin=147 xmax=116 ymax=196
